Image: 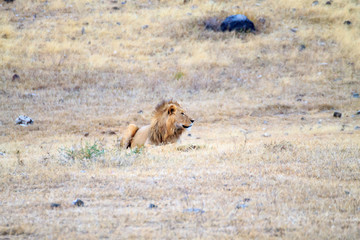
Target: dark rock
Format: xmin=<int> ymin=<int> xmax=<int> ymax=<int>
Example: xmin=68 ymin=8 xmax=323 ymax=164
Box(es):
xmin=352 ymin=93 xmax=359 ymax=98
xmin=301 ymin=117 xmax=306 ymax=120
xmin=345 ymin=191 xmax=350 ymax=195
xmin=290 ymin=28 xmax=298 ymax=33
xmin=236 ymin=203 xmax=248 ymax=209
xmin=325 ymin=1 xmax=332 ymax=5
xmin=72 ymin=199 xmax=84 ymax=207
xmin=81 ymin=27 xmax=85 ymax=35
xmin=50 ymin=203 xmax=61 ymax=208
xmin=244 ymin=198 xmax=251 ymax=202
xmin=137 ymin=110 xmax=143 ymax=114
xmin=148 ymin=203 xmax=157 ymax=209
xmin=12 ymin=74 xmax=20 ymax=81
xmin=112 ymin=6 xmax=120 ymax=10
xmin=355 ymin=110 xmax=360 ymax=115
xmin=204 ymin=17 xmax=221 ymax=31
xmin=4 ymin=0 xmax=15 ymax=3
xmin=15 ymin=115 xmax=33 ymax=126
xmin=220 ymin=14 xmax=255 ymax=32
xmin=183 ymin=208 xmax=205 ymax=214
xmin=333 ymin=112 xmax=342 ymax=118
xmin=84 ymin=132 xmax=89 ymax=137
xmin=344 ymin=20 xmax=352 ymax=25
xmin=142 ymin=25 xmax=149 ymax=30
xmin=299 ymin=44 xmax=306 ymax=51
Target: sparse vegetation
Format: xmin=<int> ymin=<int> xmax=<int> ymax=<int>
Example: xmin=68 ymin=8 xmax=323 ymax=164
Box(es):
xmin=0 ymin=0 xmax=359 ymax=239
xmin=58 ymin=142 xmax=105 ymax=166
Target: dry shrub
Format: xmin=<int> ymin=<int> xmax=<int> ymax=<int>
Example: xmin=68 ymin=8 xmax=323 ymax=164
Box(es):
xmin=252 ymin=104 xmax=293 ymax=116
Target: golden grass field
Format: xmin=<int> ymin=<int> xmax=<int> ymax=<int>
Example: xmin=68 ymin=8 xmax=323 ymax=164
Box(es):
xmin=1 ymin=0 xmax=360 ymax=238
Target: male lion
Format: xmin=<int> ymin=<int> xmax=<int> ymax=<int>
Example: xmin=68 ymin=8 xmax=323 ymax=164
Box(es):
xmin=120 ymin=100 xmax=194 ymax=149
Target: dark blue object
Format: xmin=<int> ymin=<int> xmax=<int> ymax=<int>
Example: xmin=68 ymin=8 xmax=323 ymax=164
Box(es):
xmin=220 ymin=14 xmax=255 ymax=32
xmin=183 ymin=208 xmax=205 ymax=214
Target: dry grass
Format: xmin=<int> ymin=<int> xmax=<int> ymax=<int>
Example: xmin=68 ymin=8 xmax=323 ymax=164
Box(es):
xmin=1 ymin=0 xmax=360 ymax=239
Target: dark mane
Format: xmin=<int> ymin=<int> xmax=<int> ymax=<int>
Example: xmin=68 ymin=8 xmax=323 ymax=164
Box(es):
xmin=154 ymin=99 xmax=180 ymax=114
xmin=149 ymin=99 xmax=184 ymax=145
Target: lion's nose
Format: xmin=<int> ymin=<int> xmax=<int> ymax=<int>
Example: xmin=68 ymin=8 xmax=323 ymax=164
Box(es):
xmin=190 ymin=119 xmax=194 ymax=123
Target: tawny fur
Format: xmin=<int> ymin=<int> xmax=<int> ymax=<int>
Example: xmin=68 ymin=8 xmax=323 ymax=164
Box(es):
xmin=120 ymin=100 xmax=194 ymax=149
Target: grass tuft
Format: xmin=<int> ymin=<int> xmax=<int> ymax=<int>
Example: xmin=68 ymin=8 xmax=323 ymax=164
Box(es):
xmin=58 ymin=142 xmax=105 ymax=166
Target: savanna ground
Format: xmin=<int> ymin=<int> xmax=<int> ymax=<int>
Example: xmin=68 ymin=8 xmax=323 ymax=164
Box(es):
xmin=0 ymin=0 xmax=360 ymax=239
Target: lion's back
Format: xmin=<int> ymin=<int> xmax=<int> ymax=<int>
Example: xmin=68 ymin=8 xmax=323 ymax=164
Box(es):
xmin=131 ymin=125 xmax=151 ymax=148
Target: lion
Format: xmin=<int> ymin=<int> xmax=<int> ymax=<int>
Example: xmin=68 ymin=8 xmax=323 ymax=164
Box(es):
xmin=120 ymin=100 xmax=194 ymax=149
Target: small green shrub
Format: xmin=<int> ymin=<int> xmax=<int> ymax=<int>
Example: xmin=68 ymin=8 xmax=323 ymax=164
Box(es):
xmin=58 ymin=142 xmax=105 ymax=166
xmin=174 ymin=72 xmax=184 ymax=81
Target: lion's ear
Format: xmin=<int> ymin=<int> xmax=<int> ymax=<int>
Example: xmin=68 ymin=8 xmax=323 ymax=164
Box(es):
xmin=168 ymin=104 xmax=176 ymax=115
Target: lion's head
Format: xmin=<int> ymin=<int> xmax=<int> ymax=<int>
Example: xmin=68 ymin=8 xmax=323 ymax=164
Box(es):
xmin=149 ymin=100 xmax=194 ymax=145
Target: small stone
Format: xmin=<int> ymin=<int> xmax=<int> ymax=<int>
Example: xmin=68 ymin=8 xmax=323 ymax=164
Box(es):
xmin=299 ymin=44 xmax=306 ymax=51
xmin=333 ymin=112 xmax=342 ymax=118
xmin=72 ymin=199 xmax=84 ymax=207
xmin=344 ymin=20 xmax=352 ymax=25
xmin=244 ymin=198 xmax=251 ymax=202
xmin=15 ymin=115 xmax=33 ymax=126
xmin=142 ymin=25 xmax=149 ymax=30
xmin=84 ymin=132 xmax=89 ymax=137
xmin=12 ymin=74 xmax=20 ymax=81
xmin=355 ymin=126 xmax=360 ymax=130
xmin=325 ymin=1 xmax=332 ymax=5
xmin=301 ymin=117 xmax=306 ymax=120
xmin=148 ymin=203 xmax=157 ymax=209
xmin=355 ymin=110 xmax=360 ymax=115
xmin=137 ymin=110 xmax=143 ymax=114
xmin=183 ymin=208 xmax=205 ymax=214
xmin=290 ymin=28 xmax=298 ymax=33
xmin=112 ymin=6 xmax=120 ymax=10
xmin=81 ymin=27 xmax=85 ymax=35
xmin=312 ymin=1 xmax=319 ymax=6
xmin=262 ymin=133 xmax=271 ymax=137
xmin=352 ymin=93 xmax=359 ymax=98
xmin=345 ymin=191 xmax=350 ymax=195
xmin=236 ymin=203 xmax=248 ymax=209
xmin=50 ymin=203 xmax=61 ymax=208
